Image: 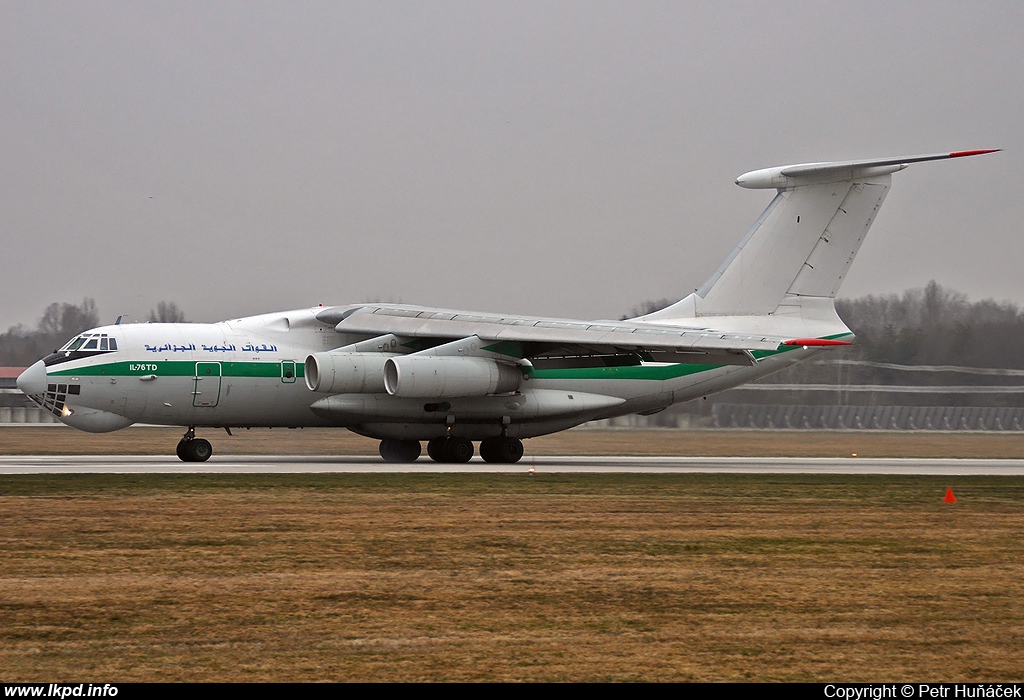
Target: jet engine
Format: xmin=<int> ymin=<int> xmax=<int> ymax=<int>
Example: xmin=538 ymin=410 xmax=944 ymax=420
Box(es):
xmin=304 ymin=352 xmax=390 ymax=393
xmin=384 ymin=356 xmax=523 ymax=398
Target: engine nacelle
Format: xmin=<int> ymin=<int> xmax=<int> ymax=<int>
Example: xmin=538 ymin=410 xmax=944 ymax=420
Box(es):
xmin=384 ymin=356 xmax=523 ymax=398
xmin=305 ymin=352 xmax=390 ymax=393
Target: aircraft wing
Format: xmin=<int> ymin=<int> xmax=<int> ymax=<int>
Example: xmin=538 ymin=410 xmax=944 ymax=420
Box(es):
xmin=316 ymin=304 xmax=808 ymax=366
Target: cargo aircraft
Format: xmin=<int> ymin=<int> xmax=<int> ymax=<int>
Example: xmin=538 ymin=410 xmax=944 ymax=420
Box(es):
xmin=17 ymin=150 xmax=998 ymax=463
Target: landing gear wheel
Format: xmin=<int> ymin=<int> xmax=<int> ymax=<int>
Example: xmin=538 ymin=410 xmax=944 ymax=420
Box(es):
xmin=379 ymin=439 xmax=421 ymax=463
xmin=480 ymin=437 xmax=524 ymax=463
xmin=427 ymin=437 xmax=448 ymax=462
xmin=498 ymin=437 xmax=524 ymax=463
xmin=185 ymin=438 xmax=213 ymax=462
xmin=479 ymin=438 xmax=497 ymax=463
xmin=427 ymin=436 xmax=473 ymax=463
xmin=445 ymin=437 xmax=474 ymax=463
xmin=176 ymin=426 xmax=200 ymax=462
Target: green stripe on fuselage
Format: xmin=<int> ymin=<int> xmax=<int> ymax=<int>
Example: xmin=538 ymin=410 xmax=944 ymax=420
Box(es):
xmin=47 ymin=333 xmax=851 ymax=382
xmin=530 ymin=332 xmax=853 ymax=381
xmin=529 ymin=363 xmax=721 ymax=381
xmin=49 ymin=360 xmax=303 ymax=379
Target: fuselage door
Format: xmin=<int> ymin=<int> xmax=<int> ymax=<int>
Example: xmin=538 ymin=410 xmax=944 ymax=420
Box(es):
xmin=193 ymin=362 xmax=222 ymax=407
xmin=281 ymin=360 xmax=297 ymax=384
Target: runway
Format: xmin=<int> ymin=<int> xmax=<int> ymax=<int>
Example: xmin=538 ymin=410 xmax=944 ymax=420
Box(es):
xmin=2 ymin=455 xmax=1024 ymax=474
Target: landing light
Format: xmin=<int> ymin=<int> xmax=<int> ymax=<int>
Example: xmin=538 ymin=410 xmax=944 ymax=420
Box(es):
xmin=61 ymin=405 xmax=74 ymax=417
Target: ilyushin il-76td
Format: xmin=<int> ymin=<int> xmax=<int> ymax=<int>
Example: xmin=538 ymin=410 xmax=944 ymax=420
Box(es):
xmin=17 ymin=150 xmax=998 ymax=463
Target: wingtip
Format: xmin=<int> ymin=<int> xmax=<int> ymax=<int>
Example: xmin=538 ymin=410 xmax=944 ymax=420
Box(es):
xmin=949 ymin=149 xmax=1001 ymax=158
xmin=782 ymin=338 xmax=854 ymax=347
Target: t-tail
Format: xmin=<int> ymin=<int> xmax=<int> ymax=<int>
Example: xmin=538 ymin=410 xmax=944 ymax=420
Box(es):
xmin=641 ymin=149 xmax=999 ymax=325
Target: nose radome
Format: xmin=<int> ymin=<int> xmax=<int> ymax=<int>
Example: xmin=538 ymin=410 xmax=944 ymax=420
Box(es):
xmin=17 ymin=360 xmax=48 ymax=396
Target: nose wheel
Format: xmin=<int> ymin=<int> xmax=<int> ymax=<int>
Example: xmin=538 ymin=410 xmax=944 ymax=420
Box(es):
xmin=176 ymin=427 xmax=213 ymax=462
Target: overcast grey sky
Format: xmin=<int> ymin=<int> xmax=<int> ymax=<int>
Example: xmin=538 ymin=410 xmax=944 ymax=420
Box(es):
xmin=1 ymin=1 xmax=1020 ymax=328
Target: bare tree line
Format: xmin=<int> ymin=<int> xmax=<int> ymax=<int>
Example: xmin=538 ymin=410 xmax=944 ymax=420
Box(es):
xmin=0 ymin=299 xmax=185 ymax=366
xmin=772 ymin=281 xmax=1024 ymax=391
xmin=835 ymin=281 xmax=1024 ymax=370
xmin=618 ymin=281 xmax=1024 ymax=393
xmin=3 ymin=283 xmax=1021 ymax=374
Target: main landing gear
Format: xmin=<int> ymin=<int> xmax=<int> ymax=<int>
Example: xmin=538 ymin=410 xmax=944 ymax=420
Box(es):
xmin=377 ymin=436 xmax=524 ymax=464
xmin=479 ymin=436 xmax=524 ymax=464
xmin=378 ymin=439 xmax=421 ymax=463
xmin=176 ymin=426 xmax=213 ymax=462
xmin=427 ymin=436 xmax=474 ymax=463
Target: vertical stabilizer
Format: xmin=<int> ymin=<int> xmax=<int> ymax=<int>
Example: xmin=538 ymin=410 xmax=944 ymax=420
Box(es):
xmin=642 ymin=150 xmax=998 ymax=321
xmin=694 ymin=175 xmax=890 ymax=315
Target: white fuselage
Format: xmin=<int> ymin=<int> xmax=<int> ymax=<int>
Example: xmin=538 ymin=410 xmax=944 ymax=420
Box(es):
xmin=28 ymin=307 xmax=818 ymax=440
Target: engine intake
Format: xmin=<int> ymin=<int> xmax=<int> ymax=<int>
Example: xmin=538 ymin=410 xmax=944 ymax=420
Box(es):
xmin=384 ymin=356 xmax=523 ymax=398
xmin=304 ymin=352 xmax=390 ymax=393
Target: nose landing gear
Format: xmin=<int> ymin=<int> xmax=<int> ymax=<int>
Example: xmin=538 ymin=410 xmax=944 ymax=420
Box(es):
xmin=176 ymin=426 xmax=213 ymax=462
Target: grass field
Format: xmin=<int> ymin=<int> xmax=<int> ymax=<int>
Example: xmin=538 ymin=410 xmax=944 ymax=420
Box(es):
xmin=5 ymin=425 xmax=1024 ymax=458
xmin=2 ymin=472 xmax=1023 ymax=681
xmin=3 ymin=427 xmax=1022 ymax=680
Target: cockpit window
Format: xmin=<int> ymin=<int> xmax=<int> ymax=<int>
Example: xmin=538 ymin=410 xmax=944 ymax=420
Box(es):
xmin=44 ymin=332 xmax=118 ymax=368
xmin=57 ymin=333 xmax=117 ymax=353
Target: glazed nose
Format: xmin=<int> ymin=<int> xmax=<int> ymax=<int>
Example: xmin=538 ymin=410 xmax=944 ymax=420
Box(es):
xmin=17 ymin=360 xmax=48 ymax=396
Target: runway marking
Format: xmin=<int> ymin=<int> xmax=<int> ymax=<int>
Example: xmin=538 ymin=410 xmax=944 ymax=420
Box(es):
xmin=2 ymin=455 xmax=1024 ymax=475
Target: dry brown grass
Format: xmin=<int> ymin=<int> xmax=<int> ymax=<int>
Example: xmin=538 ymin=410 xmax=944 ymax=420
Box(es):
xmin=4 ymin=425 xmax=1024 ymax=458
xmin=1 ymin=474 xmax=1023 ymax=681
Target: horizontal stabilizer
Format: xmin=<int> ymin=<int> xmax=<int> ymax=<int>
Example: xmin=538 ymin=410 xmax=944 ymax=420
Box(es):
xmin=736 ymin=149 xmax=999 ymax=190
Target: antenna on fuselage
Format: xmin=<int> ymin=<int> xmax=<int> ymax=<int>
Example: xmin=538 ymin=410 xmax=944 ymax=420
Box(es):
xmin=114 ymin=315 xmax=128 ymax=325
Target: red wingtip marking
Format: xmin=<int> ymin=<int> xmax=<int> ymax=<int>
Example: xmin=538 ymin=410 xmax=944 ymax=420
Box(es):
xmin=949 ymin=149 xmax=1000 ymax=158
xmin=783 ymin=338 xmax=854 ymax=347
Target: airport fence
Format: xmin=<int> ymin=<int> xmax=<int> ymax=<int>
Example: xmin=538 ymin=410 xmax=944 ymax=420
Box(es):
xmin=0 ymin=406 xmax=60 ymax=424
xmin=709 ymin=404 xmax=1024 ymax=431
xmin=4 ymin=387 xmax=1024 ymax=430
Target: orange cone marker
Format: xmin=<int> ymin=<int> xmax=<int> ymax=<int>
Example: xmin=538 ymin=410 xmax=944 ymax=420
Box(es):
xmin=943 ymin=487 xmax=957 ymax=503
